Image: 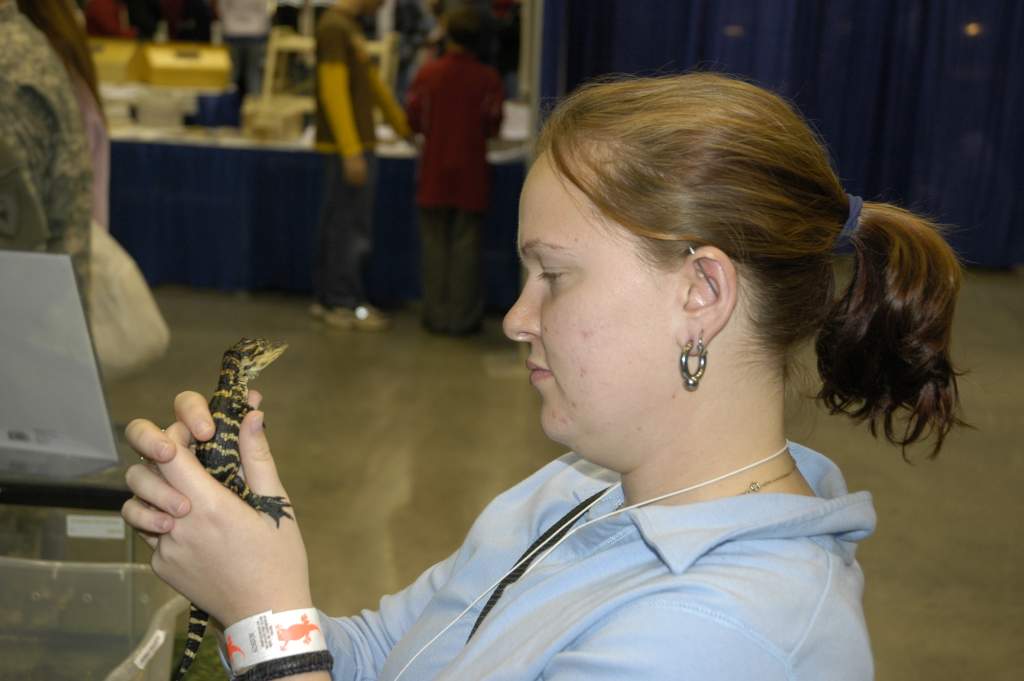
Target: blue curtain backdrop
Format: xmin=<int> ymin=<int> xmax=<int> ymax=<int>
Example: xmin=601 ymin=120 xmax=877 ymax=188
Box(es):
xmin=540 ymin=0 xmax=1023 ymax=268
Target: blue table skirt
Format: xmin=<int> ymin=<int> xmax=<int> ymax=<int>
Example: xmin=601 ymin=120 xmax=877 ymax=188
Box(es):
xmin=109 ymin=140 xmax=526 ymax=311
xmin=187 ymin=92 xmax=242 ymax=128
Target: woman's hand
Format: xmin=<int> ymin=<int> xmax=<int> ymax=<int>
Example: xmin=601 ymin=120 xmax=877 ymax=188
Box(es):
xmin=343 ymin=153 xmax=368 ymax=186
xmin=121 ymin=390 xmax=313 ymax=627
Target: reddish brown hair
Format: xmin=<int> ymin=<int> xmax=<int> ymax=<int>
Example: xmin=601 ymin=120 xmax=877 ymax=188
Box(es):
xmin=538 ymin=73 xmax=964 ymax=457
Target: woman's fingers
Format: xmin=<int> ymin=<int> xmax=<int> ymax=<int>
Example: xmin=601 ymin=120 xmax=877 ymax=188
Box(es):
xmin=122 ymin=490 xmax=177 ymax=538
xmin=124 ymin=391 xmax=211 ymax=467
xmin=238 ymin=410 xmax=289 ymax=502
xmin=131 ymin=497 xmax=164 ymax=549
xmin=136 ymin=530 xmax=159 ymax=550
xmin=125 ymin=418 xmax=176 ymax=463
xmin=165 ymin=420 xmax=194 ymax=449
xmin=124 ymin=462 xmax=191 ymax=520
xmin=174 ymin=390 xmax=216 ymax=442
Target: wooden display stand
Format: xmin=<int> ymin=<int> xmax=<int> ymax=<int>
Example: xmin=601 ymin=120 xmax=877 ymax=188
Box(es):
xmin=260 ymin=28 xmax=315 ymax=101
xmin=242 ymin=27 xmax=400 ymax=141
xmin=258 ymin=28 xmax=398 ymax=101
xmin=242 ymin=95 xmax=312 ymax=140
xmin=241 ymin=28 xmax=314 ymax=140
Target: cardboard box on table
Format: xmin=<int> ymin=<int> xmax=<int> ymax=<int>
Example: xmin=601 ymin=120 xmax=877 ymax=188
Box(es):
xmin=90 ymin=40 xmax=230 ymax=89
xmin=137 ymin=42 xmax=231 ymax=89
xmin=89 ymin=39 xmax=144 ymax=83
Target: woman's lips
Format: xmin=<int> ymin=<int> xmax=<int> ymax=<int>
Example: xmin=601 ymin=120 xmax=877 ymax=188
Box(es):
xmin=527 ymin=361 xmax=552 ymax=383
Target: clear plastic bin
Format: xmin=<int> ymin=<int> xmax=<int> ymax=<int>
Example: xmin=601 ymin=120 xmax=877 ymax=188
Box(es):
xmin=0 ymin=555 xmax=188 ymax=681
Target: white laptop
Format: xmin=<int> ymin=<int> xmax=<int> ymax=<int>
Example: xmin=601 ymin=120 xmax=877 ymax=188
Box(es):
xmin=0 ymin=250 xmax=119 ymax=479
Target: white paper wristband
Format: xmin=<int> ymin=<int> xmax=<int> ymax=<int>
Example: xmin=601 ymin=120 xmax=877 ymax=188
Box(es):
xmin=223 ymin=608 xmax=327 ymax=674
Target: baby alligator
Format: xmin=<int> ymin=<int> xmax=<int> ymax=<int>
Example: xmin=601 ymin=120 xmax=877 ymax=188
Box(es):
xmin=172 ymin=337 xmax=290 ymax=681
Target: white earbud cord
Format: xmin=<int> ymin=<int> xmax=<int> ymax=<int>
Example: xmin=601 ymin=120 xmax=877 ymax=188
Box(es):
xmin=392 ymin=443 xmax=790 ymax=680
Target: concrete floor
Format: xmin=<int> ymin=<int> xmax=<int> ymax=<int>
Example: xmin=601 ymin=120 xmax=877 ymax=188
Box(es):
xmin=105 ymin=266 xmax=1023 ymax=681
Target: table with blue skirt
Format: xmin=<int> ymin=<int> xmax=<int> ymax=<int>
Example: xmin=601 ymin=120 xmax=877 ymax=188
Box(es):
xmin=109 ymin=136 xmax=527 ymax=311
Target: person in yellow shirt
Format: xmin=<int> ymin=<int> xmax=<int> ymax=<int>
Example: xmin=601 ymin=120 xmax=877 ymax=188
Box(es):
xmin=311 ymin=0 xmax=412 ymax=331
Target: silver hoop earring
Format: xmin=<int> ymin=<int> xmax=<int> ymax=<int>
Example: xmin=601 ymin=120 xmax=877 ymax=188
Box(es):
xmin=680 ymin=334 xmax=707 ymax=391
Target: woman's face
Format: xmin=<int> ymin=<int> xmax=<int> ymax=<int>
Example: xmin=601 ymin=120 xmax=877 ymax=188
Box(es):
xmin=503 ymin=156 xmax=684 ymax=470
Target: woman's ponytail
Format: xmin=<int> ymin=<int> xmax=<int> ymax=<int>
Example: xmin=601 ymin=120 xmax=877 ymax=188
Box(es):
xmin=815 ymin=202 xmax=965 ymax=458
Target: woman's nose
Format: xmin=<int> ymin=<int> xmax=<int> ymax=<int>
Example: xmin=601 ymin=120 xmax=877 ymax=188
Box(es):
xmin=502 ymin=286 xmax=539 ymax=342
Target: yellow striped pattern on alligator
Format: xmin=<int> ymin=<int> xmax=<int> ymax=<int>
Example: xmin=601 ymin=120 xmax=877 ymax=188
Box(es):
xmin=172 ymin=337 xmax=290 ymax=681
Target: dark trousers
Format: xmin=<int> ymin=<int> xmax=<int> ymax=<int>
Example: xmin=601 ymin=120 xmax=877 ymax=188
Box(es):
xmin=418 ymin=206 xmax=484 ymax=334
xmin=225 ymin=36 xmax=267 ymax=98
xmin=314 ymin=154 xmax=377 ymax=309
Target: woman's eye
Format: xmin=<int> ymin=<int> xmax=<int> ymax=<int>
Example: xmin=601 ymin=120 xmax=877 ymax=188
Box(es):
xmin=540 ymin=271 xmax=563 ymax=283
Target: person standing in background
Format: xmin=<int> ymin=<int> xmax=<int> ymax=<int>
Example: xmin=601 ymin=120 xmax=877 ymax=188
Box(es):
xmin=405 ymin=6 xmax=503 ymax=334
xmin=19 ymin=0 xmax=172 ymax=378
xmin=18 ymin=0 xmax=110 ymax=232
xmin=426 ymin=0 xmax=497 ymax=65
xmin=84 ymin=0 xmax=137 ymax=37
xmin=392 ymin=0 xmax=432 ymax=95
xmin=0 ymin=0 xmax=92 ymax=305
xmin=311 ymin=0 xmax=412 ymax=331
xmin=161 ymin=0 xmax=212 ymax=41
xmin=492 ymin=0 xmax=519 ymax=98
xmin=123 ymin=0 xmax=161 ymax=38
xmin=214 ymin=0 xmax=270 ymax=99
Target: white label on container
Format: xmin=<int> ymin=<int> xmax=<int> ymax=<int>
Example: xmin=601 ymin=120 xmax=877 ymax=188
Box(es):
xmin=66 ymin=514 xmax=126 ymax=539
xmin=134 ymin=629 xmax=167 ymax=669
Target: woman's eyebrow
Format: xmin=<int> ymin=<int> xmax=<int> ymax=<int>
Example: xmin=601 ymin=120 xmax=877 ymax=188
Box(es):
xmin=518 ymin=239 xmax=570 ymax=260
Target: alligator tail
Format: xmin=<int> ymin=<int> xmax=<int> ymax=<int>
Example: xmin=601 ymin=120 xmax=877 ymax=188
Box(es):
xmin=172 ymin=603 xmax=208 ymax=681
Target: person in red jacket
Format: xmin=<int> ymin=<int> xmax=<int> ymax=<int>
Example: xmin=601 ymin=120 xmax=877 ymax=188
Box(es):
xmin=405 ymin=6 xmax=503 ymax=335
xmin=84 ymin=0 xmax=137 ymax=37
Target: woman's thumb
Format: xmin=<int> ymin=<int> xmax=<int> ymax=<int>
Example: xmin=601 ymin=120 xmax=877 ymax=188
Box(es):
xmin=239 ymin=410 xmax=287 ymax=499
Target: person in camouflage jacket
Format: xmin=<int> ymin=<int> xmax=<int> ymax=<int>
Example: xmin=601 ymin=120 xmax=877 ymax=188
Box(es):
xmin=0 ymin=0 xmax=92 ymax=306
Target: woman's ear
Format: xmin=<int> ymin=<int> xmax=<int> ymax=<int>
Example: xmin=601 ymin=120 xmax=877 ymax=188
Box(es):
xmin=677 ymin=246 xmax=738 ymax=345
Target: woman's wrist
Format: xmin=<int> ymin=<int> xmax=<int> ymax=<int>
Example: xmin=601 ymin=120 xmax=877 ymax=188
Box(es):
xmin=224 ymin=600 xmax=316 ymax=630
xmin=224 ymin=607 xmax=327 ymax=676
xmin=225 ymin=590 xmax=313 ymax=630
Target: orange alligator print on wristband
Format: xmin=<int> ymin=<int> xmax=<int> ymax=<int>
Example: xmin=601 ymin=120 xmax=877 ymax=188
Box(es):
xmin=226 ymin=634 xmax=244 ymax=663
xmin=276 ymin=614 xmax=322 ymax=651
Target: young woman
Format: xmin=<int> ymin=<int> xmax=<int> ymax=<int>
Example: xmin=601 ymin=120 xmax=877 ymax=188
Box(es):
xmin=122 ymin=73 xmax=963 ymax=681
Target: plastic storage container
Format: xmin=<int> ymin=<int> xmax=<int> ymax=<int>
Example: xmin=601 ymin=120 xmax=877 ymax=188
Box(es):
xmin=0 ymin=555 xmax=187 ymax=681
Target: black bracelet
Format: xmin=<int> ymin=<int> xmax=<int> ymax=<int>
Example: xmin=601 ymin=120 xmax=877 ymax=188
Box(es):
xmin=235 ymin=650 xmax=334 ymax=681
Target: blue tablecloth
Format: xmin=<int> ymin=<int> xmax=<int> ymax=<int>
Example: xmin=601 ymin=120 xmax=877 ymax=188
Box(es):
xmin=109 ymin=140 xmax=526 ymax=310
xmin=187 ymin=92 xmax=242 ymax=127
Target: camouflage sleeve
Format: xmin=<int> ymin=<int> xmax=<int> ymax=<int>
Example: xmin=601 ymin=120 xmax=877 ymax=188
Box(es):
xmin=3 ymin=75 xmax=93 ymax=304
xmin=43 ymin=82 xmax=93 ymax=304
xmin=0 ymin=83 xmax=49 ymax=250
